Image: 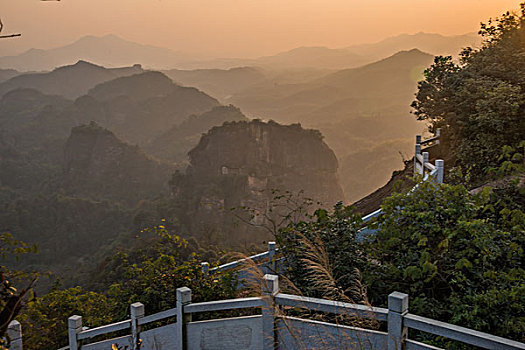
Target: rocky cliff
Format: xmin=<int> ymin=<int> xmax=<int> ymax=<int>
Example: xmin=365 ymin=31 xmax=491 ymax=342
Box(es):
xmin=173 ymin=119 xmax=345 ymax=244
xmin=64 ymin=122 xmax=173 ymax=204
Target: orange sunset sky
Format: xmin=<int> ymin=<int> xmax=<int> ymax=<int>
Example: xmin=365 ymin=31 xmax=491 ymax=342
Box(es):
xmin=1 ymin=0 xmax=521 ymax=58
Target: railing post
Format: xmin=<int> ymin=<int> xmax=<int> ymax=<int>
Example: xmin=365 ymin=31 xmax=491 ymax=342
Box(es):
xmin=262 ymin=274 xmax=279 ymax=350
xmin=435 ymin=159 xmax=444 ymax=184
xmin=201 ymin=262 xmax=209 ymax=275
xmin=7 ymin=320 xmax=22 ymax=350
xmin=68 ymin=315 xmax=82 ymax=350
xmin=422 ymin=152 xmax=429 ymax=167
xmin=268 ymin=241 xmax=276 ymax=273
xmin=131 ymin=302 xmax=145 ymax=350
xmin=176 ymin=287 xmax=192 ymax=350
xmin=414 ymin=139 xmax=421 ymax=176
xmin=388 ymin=292 xmax=408 ymax=350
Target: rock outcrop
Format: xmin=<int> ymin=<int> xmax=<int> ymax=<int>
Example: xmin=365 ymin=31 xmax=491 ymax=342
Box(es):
xmin=173 ymin=119 xmax=345 ymax=244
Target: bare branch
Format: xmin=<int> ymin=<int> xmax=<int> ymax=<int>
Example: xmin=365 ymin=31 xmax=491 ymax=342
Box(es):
xmin=0 ymin=34 xmax=21 ymax=39
xmin=0 ymin=18 xmax=21 ymax=39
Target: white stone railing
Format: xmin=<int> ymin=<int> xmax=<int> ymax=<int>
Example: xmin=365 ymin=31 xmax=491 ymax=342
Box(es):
xmin=6 ymin=320 xmax=22 ymax=350
xmin=57 ymin=274 xmax=525 ymax=350
xmin=414 ymin=128 xmax=444 ymax=184
xmin=359 ymin=129 xmax=444 ymax=229
xmin=201 ymin=241 xmax=277 ymax=275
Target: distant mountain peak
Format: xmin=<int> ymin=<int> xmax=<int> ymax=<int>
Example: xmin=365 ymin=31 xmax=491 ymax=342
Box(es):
xmin=0 ymin=34 xmax=187 ymax=71
xmin=65 ymin=60 xmax=102 ymax=68
xmin=393 ymin=48 xmax=431 ymax=56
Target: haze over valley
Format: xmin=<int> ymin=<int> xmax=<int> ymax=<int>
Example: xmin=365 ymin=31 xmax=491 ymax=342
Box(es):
xmin=0 ymin=0 xmax=518 ymax=289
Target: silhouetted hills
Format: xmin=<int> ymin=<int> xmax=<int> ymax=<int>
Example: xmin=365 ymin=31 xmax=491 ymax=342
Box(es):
xmin=0 ymin=67 xmax=223 ymax=157
xmin=64 ymin=122 xmax=174 ymax=204
xmin=345 ymin=32 xmax=480 ymax=61
xmin=0 ymin=60 xmax=144 ymax=99
xmin=0 ymin=32 xmax=480 ymax=73
xmin=0 ymin=88 xmax=72 ymax=154
xmin=231 ymin=49 xmax=434 ymax=124
xmin=88 ymin=70 xmax=174 ymax=101
xmin=164 ymin=67 xmax=266 ymax=101
xmin=178 ymin=32 xmax=480 ymax=70
xmin=74 ymin=71 xmax=220 ymax=144
xmin=0 ymin=69 xmax=19 ymax=83
xmin=254 ymin=46 xmax=368 ymax=69
xmin=0 ymin=34 xmax=187 ymax=71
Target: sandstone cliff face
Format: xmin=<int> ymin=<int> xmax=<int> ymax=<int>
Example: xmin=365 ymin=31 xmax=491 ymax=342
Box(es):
xmin=174 ymin=120 xmax=345 ymax=244
xmin=64 ymin=122 xmax=173 ymax=204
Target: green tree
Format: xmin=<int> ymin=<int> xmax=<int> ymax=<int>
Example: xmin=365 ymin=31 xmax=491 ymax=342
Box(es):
xmin=365 ymin=181 xmax=525 ymax=344
xmin=18 ymin=287 xmax=113 ymax=350
xmin=276 ymin=203 xmax=369 ymax=303
xmin=100 ymin=227 xmax=238 ymax=319
xmin=412 ymin=3 xmax=525 ymax=181
xmin=0 ymin=233 xmax=37 ymax=349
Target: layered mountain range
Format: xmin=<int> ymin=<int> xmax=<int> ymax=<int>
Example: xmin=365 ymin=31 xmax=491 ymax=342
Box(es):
xmin=0 ymin=45 xmax=442 ymax=201
xmin=0 ymin=61 xmax=348 ymax=285
xmin=0 ymin=32 xmax=479 ymax=71
xmin=0 ymin=33 xmax=463 ymax=284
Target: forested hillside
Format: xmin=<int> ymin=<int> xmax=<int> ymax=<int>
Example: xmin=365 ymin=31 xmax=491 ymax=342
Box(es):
xmin=0 ymin=66 xmax=259 ymax=290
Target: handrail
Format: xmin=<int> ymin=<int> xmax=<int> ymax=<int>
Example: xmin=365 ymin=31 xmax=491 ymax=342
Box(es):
xmin=419 ymin=128 xmax=441 ymax=146
xmin=77 ymin=319 xmax=131 ymax=340
xmin=206 ymin=243 xmax=278 ymax=274
xmin=66 ymin=276 xmax=525 ymax=350
xmin=414 ymin=130 xmax=444 ymax=184
xmin=405 ymin=313 xmax=525 ymax=350
xmin=137 ymin=307 xmax=177 ymax=326
xmin=275 ymin=293 xmax=388 ymax=321
xmin=184 ymin=297 xmax=264 ymax=313
xmin=424 ymin=162 xmax=435 ymax=171
xmin=405 ymin=339 xmax=443 ymax=350
xmin=209 ymin=251 xmax=269 ymax=272
xmin=362 ymin=208 xmax=382 ymax=224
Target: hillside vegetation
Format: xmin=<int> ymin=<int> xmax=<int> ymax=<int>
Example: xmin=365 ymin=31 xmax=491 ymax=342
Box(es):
xmin=276 ymin=5 xmax=525 ymax=347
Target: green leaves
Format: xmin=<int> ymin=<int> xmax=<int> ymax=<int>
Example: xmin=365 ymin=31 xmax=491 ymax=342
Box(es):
xmin=365 ymin=180 xmax=525 ymax=344
xmin=454 ymin=258 xmax=473 ymax=270
xmin=412 ymin=4 xmax=525 ymax=183
xmin=276 ymin=202 xmax=367 ymax=303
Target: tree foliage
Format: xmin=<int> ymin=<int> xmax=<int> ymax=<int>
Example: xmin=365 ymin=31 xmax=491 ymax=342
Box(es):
xmin=0 ymin=233 xmax=37 ymax=349
xmin=276 ymin=203 xmax=368 ymax=303
xmin=105 ymin=227 xmax=237 ymax=319
xmin=411 ymin=3 xmax=525 ymax=180
xmin=16 ymin=226 xmax=238 ymax=349
xmin=366 ymin=181 xmax=524 ymax=343
xmin=19 ymin=287 xmax=112 ymax=350
xmin=277 ymin=180 xmax=524 ymax=345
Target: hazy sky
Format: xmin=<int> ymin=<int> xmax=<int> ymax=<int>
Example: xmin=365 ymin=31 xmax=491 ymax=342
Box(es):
xmin=1 ymin=0 xmax=521 ymax=58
